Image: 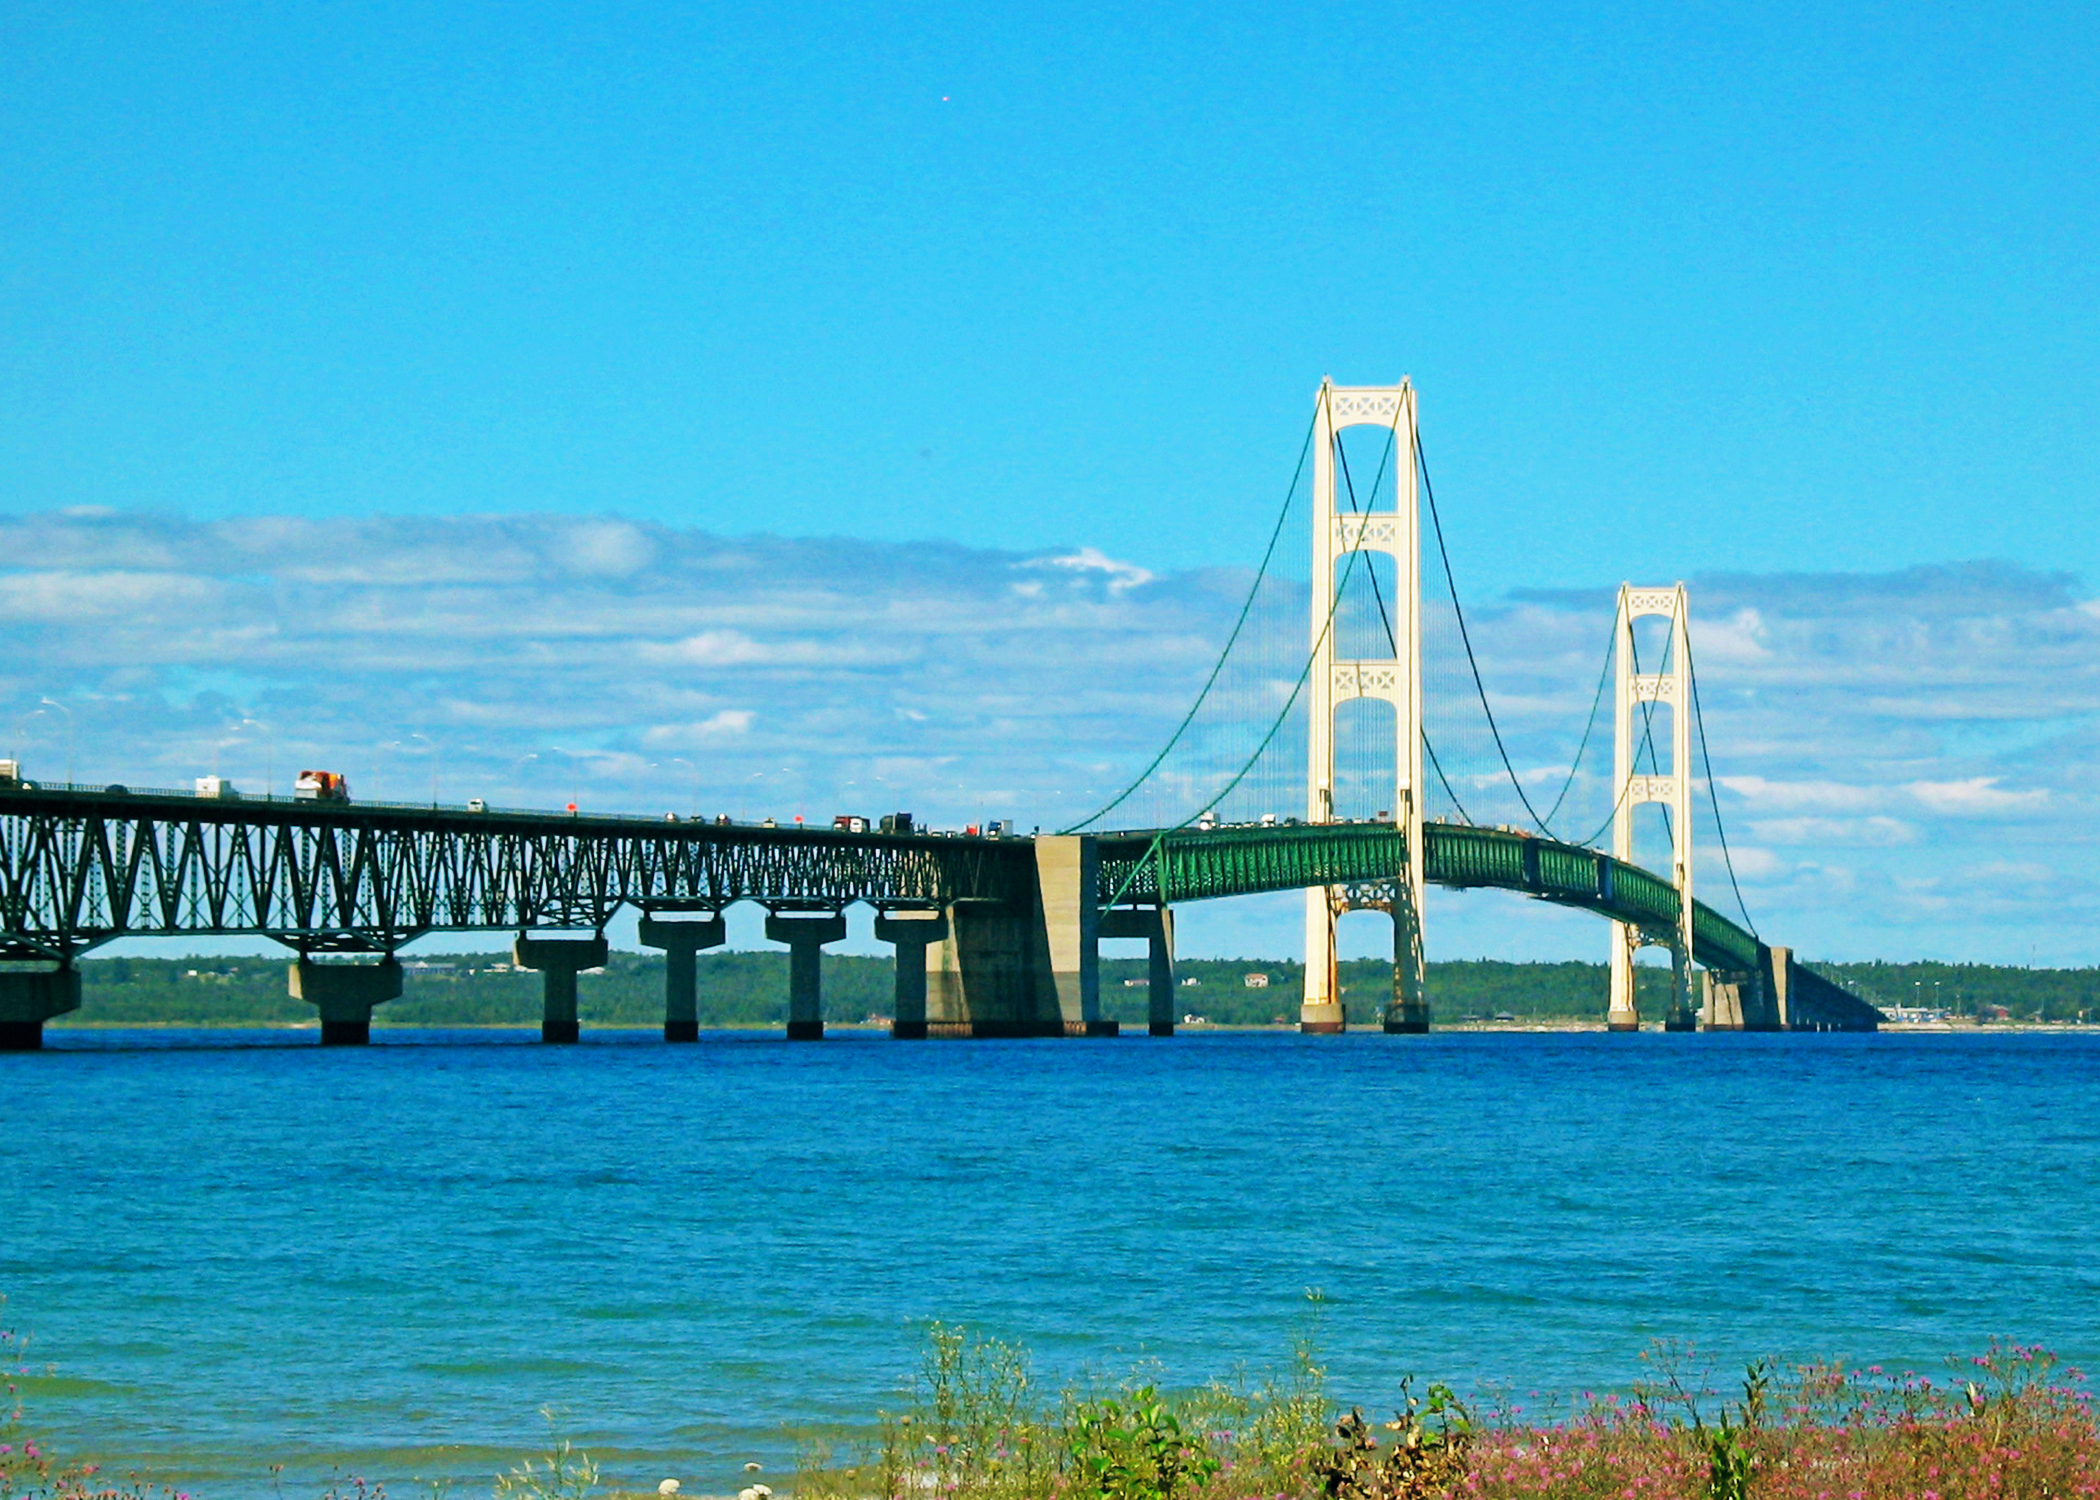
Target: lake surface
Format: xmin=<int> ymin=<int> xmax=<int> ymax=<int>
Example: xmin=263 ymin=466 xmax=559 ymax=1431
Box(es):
xmin=4 ymin=1029 xmax=2096 ymax=1496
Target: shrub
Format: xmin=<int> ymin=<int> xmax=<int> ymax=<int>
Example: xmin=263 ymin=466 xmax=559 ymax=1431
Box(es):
xmin=1065 ymin=1387 xmax=1218 ymax=1500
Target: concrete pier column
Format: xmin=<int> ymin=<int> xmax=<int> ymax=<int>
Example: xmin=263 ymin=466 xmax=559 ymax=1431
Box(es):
xmin=1300 ymin=891 xmax=1344 ymax=1033
xmin=764 ymin=911 xmax=847 ymax=1040
xmin=1663 ymin=943 xmax=1698 ymax=1031
xmin=289 ymin=957 xmax=403 ymax=1045
xmin=1036 ymin=835 xmax=1113 ymax=1036
xmin=1146 ymin=906 xmax=1175 ymax=1037
xmin=874 ymin=909 xmax=947 ymax=1039
xmin=639 ymin=914 xmax=726 ymax=1042
xmin=1383 ymin=902 xmax=1430 ymax=1033
xmin=1763 ymin=945 xmax=1794 ymax=1030
xmin=512 ymin=933 xmax=610 ymax=1044
xmin=0 ymin=966 xmax=82 ymax=1051
xmin=1101 ymin=906 xmax=1175 ymax=1036
xmin=1606 ymin=923 xmax=1642 ymax=1031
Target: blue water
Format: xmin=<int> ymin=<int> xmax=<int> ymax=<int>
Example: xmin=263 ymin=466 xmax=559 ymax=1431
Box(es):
xmin=5 ymin=1029 xmax=2097 ymax=1496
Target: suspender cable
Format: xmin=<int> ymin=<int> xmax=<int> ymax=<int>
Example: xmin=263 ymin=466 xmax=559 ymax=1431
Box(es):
xmin=1061 ymin=408 xmax=1319 ymax=834
xmin=1685 ymin=629 xmax=1758 ymax=935
xmin=1097 ymin=493 xmax=1391 ymax=908
xmin=1536 ymin=618 xmax=1617 ymax=834
xmin=1415 ymin=431 xmax=1554 ymax=834
xmin=1422 ymin=730 xmax=1474 ymax=825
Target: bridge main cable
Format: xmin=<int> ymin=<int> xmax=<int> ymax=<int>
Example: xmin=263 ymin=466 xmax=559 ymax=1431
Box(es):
xmin=1061 ymin=407 xmax=1319 ymax=835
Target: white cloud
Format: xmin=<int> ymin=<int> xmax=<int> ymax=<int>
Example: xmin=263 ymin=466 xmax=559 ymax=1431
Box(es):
xmin=644 ymin=631 xmax=846 ymax=668
xmin=1716 ymin=846 xmax=1787 ymax=879
xmin=1695 ymin=607 xmax=1772 ymax=664
xmin=1024 ymin=546 xmax=1156 ymax=593
xmin=553 ymin=520 xmax=656 ymax=578
xmin=4 ymin=512 xmax=2097 ymax=961
xmin=1746 ymin=815 xmax=1920 ymax=847
xmin=0 ymin=570 xmax=224 ymax=620
xmin=641 ymin=711 xmax=757 ymax=748
xmin=1905 ymin=777 xmax=2049 ymax=814
xmin=1718 ymin=776 xmax=1883 ymax=812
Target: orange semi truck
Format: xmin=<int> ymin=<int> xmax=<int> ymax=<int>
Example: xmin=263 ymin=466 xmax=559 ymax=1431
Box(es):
xmin=294 ymin=770 xmax=351 ymax=802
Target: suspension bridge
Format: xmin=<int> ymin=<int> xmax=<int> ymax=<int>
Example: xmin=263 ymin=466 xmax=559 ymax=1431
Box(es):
xmin=0 ymin=378 xmax=1879 ymax=1048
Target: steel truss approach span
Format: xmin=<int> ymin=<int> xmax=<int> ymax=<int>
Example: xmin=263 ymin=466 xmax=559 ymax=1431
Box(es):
xmin=1096 ymin=822 xmax=1761 ymax=973
xmin=0 ymin=786 xmax=1026 ymax=959
xmin=1 ymin=787 xmax=1755 ymax=974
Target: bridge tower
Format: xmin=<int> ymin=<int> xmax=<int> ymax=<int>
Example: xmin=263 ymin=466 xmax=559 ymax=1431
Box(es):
xmin=1607 ymin=584 xmax=1697 ymax=1031
xmin=1302 ymin=379 xmax=1427 ymax=1035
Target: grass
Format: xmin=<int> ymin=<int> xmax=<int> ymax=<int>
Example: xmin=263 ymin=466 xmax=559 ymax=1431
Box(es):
xmin=793 ymin=1325 xmax=2099 ymax=1500
xmin=5 ymin=1309 xmax=2095 ymax=1500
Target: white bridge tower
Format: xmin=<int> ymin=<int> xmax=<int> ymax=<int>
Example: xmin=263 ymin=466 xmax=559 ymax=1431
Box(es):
xmin=1607 ymin=583 xmax=1697 ymax=1030
xmin=1301 ymin=379 xmax=1428 ymax=1035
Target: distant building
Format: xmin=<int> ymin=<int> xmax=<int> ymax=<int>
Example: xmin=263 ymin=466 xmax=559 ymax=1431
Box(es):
xmin=1243 ymin=973 xmax=1270 ymax=988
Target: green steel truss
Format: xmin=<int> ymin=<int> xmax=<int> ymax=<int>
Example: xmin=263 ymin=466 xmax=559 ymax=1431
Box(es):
xmin=1 ymin=788 xmax=1760 ymax=973
xmin=0 ymin=787 xmax=1024 ymax=959
xmin=1098 ymin=822 xmax=1763 ymax=972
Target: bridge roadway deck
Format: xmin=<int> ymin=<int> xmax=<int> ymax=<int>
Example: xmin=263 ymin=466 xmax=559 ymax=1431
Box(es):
xmin=1 ymin=784 xmax=1757 ymax=971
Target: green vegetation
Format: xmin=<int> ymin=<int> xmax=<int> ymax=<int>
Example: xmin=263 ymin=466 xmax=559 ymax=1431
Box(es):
xmin=56 ymin=952 xmax=896 ymax=1030
xmin=795 ymin=1326 xmax=2100 ymax=1500
xmin=1808 ymin=959 xmax=2100 ymax=1022
xmin=49 ymin=953 xmax=2099 ymax=1030
xmin=6 ymin=1307 xmax=2098 ymax=1500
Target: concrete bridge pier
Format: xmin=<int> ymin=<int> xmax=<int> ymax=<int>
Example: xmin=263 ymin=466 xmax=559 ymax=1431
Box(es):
xmin=874 ymin=908 xmax=947 ymax=1039
xmin=1036 ymin=836 xmax=1115 ymax=1036
xmin=1606 ymin=923 xmax=1642 ymax=1031
xmin=1101 ymin=905 xmax=1175 ymax=1035
xmin=1702 ymin=967 xmax=1777 ymax=1030
xmin=0 ymin=966 xmax=81 ymax=1050
xmin=1663 ymin=945 xmax=1699 ymax=1031
xmin=765 ymin=911 xmax=847 ymax=1040
xmin=513 ymin=933 xmax=609 ymax=1043
xmin=926 ymin=904 xmax=1041 ymax=1036
xmin=1300 ymin=894 xmax=1345 ymax=1033
xmin=289 ymin=956 xmax=403 ymax=1044
xmin=1383 ymin=901 xmax=1430 ymax=1033
xmin=1762 ymin=945 xmax=1794 ymax=1029
xmin=639 ymin=913 xmax=726 ymax=1041
xmin=921 ymin=836 xmax=1116 ymax=1038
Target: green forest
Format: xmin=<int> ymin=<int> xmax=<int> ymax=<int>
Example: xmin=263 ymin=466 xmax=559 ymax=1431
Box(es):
xmin=46 ymin=950 xmax=2100 ymax=1029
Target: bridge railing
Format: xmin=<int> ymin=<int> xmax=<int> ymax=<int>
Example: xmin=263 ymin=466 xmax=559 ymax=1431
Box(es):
xmin=0 ymin=779 xmax=993 ymax=837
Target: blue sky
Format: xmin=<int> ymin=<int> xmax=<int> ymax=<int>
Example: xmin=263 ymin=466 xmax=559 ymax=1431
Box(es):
xmin=3 ymin=3 xmax=2097 ymax=964
xmin=5 ymin=2 xmax=2095 ymax=582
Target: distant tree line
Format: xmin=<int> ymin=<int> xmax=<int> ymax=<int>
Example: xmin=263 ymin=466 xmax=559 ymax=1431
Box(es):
xmin=59 ymin=950 xmax=2093 ymax=1029
xmin=1808 ymin=959 xmax=2098 ymax=1022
